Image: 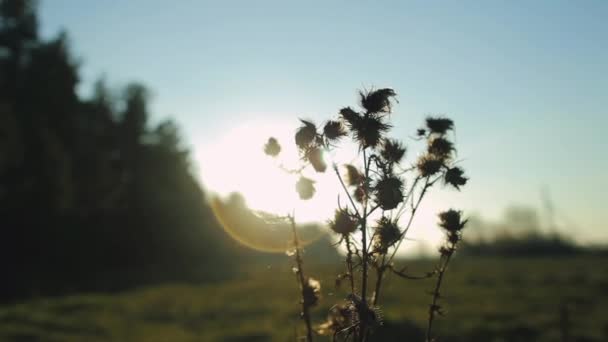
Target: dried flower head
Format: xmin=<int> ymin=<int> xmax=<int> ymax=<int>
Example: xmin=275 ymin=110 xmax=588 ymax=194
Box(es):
xmin=374 ymin=176 xmax=404 ymax=210
xmin=296 ymin=176 xmax=315 ymax=200
xmin=347 ymin=294 xmax=384 ymax=332
xmin=263 ymin=137 xmax=281 ymax=157
xmin=302 ymin=277 xmax=321 ymax=308
xmin=381 ymin=138 xmax=406 ymax=164
xmin=428 ymin=136 xmax=454 ymax=160
xmin=417 ymin=154 xmax=443 ymax=177
xmin=344 ymin=164 xmax=363 ymax=186
xmin=339 ymin=106 xmax=361 ymax=126
xmin=373 ymin=217 xmax=401 ymax=253
xmin=329 ymin=208 xmax=358 ymax=235
xmin=350 ymin=115 xmax=391 ymax=148
xmin=295 ymin=119 xmax=317 ymax=149
xmin=323 ymin=120 xmax=346 ymax=141
xmin=307 ymin=147 xmax=327 ymax=173
xmin=444 ymin=166 xmax=468 ymax=190
xmin=438 ymin=209 xmax=467 ymax=234
xmin=359 ymin=88 xmax=397 ymax=114
xmin=426 ymin=117 xmax=454 ymax=135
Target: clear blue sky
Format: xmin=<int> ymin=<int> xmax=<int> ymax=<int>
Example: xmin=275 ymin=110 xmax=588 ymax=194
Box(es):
xmin=39 ymin=0 xmax=607 ymax=242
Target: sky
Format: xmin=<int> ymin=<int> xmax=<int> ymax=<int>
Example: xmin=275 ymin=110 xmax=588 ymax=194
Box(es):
xmin=39 ymin=0 xmax=608 ymax=244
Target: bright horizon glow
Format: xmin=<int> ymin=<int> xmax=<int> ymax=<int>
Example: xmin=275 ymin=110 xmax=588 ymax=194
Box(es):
xmin=197 ymin=119 xmax=448 ymax=255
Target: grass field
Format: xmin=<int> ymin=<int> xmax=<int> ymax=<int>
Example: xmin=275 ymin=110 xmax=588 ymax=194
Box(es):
xmin=1 ymin=256 xmax=607 ymax=341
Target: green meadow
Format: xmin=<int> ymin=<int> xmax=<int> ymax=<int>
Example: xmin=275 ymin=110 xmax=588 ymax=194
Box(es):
xmin=2 ymin=256 xmax=607 ymax=341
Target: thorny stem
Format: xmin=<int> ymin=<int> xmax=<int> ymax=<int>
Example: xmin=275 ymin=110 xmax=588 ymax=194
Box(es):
xmin=289 ymin=214 xmax=314 ymax=342
xmin=345 ymin=235 xmax=356 ymax=294
xmin=359 ymin=148 xmax=370 ymax=342
xmin=426 ymin=244 xmax=455 ymax=342
xmin=333 ymin=163 xmax=361 ymax=218
xmin=372 ymin=254 xmax=386 ymax=306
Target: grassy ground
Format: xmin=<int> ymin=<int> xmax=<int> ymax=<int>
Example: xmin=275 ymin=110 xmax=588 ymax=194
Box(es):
xmin=1 ymin=256 xmax=607 ymax=341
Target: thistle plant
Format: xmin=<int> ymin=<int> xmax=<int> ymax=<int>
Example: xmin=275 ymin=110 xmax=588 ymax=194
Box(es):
xmin=263 ymin=87 xmax=469 ymax=341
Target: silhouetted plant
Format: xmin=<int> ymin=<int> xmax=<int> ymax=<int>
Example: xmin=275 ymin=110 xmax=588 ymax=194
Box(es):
xmin=264 ymin=87 xmax=469 ymax=341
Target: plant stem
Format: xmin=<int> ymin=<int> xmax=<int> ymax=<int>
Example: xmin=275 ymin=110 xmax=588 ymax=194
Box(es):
xmin=345 ymin=235 xmax=356 ymax=294
xmin=359 ymin=149 xmax=370 ymax=342
xmin=426 ymin=245 xmax=455 ymax=342
xmin=290 ymin=215 xmax=314 ymax=342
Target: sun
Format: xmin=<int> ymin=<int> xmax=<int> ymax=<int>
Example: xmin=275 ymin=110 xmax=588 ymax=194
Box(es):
xmin=197 ymin=121 xmax=343 ymax=224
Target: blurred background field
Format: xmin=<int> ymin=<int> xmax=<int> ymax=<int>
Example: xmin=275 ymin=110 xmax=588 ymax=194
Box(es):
xmin=2 ymin=256 xmax=608 ymax=341
xmin=2 ymin=1 xmax=608 ymax=341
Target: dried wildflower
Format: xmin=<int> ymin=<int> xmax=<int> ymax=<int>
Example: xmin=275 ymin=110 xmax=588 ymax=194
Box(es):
xmin=323 ymin=120 xmax=346 ymax=141
xmin=350 ymin=115 xmax=391 ymax=148
xmin=263 ymin=137 xmax=281 ymax=157
xmin=417 ymin=154 xmax=443 ymax=177
xmin=295 ymin=119 xmax=317 ymax=149
xmin=373 ymin=217 xmax=401 ymax=253
xmin=307 ymin=147 xmax=327 ymax=173
xmin=426 ymin=117 xmax=454 ymax=135
xmin=428 ymin=136 xmax=454 ymax=160
xmin=302 ymin=277 xmax=321 ymax=307
xmin=329 ymin=208 xmax=358 ymax=235
xmin=296 ymin=176 xmax=315 ymax=200
xmin=339 ymin=106 xmax=361 ymax=126
xmin=374 ymin=176 xmax=404 ymax=210
xmin=359 ymin=88 xmax=397 ymax=114
xmin=344 ymin=164 xmax=363 ymax=186
xmin=444 ymin=166 xmax=468 ymax=190
xmin=381 ymin=138 xmax=406 ymax=164
xmin=438 ymin=209 xmax=467 ymax=234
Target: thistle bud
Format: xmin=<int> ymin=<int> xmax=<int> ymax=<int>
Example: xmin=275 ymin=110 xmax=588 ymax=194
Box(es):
xmin=427 ymin=137 xmax=454 ymax=160
xmin=374 ymin=176 xmax=404 ymax=210
xmin=438 ymin=209 xmax=467 ymax=234
xmin=359 ymin=88 xmax=397 ymax=114
xmin=373 ymin=217 xmax=401 ymax=253
xmin=329 ymin=209 xmax=358 ymax=235
xmin=263 ymin=137 xmax=281 ymax=157
xmin=417 ymin=155 xmax=443 ymax=177
xmin=444 ymin=167 xmax=468 ymax=190
xmin=295 ymin=119 xmax=317 ymax=149
xmin=296 ymin=176 xmax=315 ymax=200
xmin=323 ymin=120 xmax=346 ymax=141
xmin=344 ymin=164 xmax=363 ymax=186
xmin=425 ymin=117 xmax=454 ymax=135
xmin=381 ymin=139 xmax=406 ymax=164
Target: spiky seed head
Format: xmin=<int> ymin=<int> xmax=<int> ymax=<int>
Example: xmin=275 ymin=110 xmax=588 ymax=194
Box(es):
xmin=374 ymin=176 xmax=404 ymax=210
xmin=307 ymin=147 xmax=327 ymax=173
xmin=426 ymin=117 xmax=454 ymax=135
xmin=428 ymin=136 xmax=454 ymax=160
xmin=263 ymin=137 xmax=281 ymax=157
xmin=373 ymin=217 xmax=401 ymax=253
xmin=295 ymin=119 xmax=317 ymax=149
xmin=329 ymin=208 xmax=358 ymax=235
xmin=381 ymin=138 xmax=406 ymax=164
xmin=344 ymin=164 xmax=363 ymax=186
xmin=417 ymin=155 xmax=443 ymax=177
xmin=351 ymin=115 xmax=391 ymax=148
xmin=296 ymin=176 xmax=315 ymax=200
xmin=339 ymin=107 xmax=361 ymax=127
xmin=359 ymin=88 xmax=397 ymax=114
xmin=323 ymin=120 xmax=346 ymax=141
xmin=438 ymin=209 xmax=467 ymax=233
xmin=444 ymin=166 xmax=468 ymax=190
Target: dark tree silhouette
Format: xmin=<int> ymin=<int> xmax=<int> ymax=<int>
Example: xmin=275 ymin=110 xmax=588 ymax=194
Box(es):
xmin=0 ymin=0 xmax=235 ymax=302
